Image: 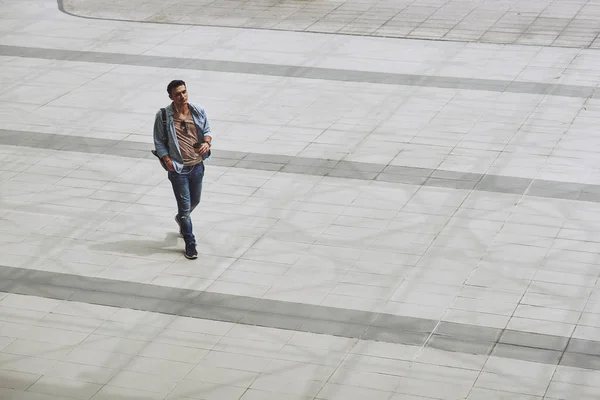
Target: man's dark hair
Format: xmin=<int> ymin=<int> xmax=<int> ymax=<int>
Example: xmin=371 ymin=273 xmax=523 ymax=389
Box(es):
xmin=167 ymin=80 xmax=186 ymax=95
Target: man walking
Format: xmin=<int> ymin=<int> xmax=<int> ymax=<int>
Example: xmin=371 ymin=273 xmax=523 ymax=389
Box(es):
xmin=153 ymin=80 xmax=212 ymax=259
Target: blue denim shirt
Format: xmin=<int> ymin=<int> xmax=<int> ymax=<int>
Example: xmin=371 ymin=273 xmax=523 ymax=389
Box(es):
xmin=153 ymin=103 xmax=212 ymax=173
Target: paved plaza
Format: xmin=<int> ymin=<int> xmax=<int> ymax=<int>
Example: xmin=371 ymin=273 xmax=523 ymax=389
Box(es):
xmin=2 ymin=0 xmax=600 ymax=399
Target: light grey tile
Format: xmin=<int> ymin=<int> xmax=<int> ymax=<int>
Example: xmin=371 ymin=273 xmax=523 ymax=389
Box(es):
xmin=475 ymin=370 xmax=549 ymax=397
xmin=396 ymin=375 xmax=472 ymax=398
xmin=376 ymin=173 xmax=428 ymax=185
xmin=317 ymin=382 xmax=392 ymax=400
xmin=0 ymin=292 xmax=62 ymax=312
xmin=0 ymin=353 xmax=58 ymax=375
xmin=187 ymin=365 xmax=258 ymax=387
xmin=3 ymin=339 xmax=72 ymax=360
xmin=123 ymin=356 xmax=195 ymax=380
xmin=104 ymin=148 xmax=150 ymax=159
xmin=239 ymin=389 xmax=313 ymax=400
xmin=180 ymin=305 xmax=245 ymax=324
xmin=424 ymin=177 xmax=478 ymax=190
xmin=138 ymin=343 xmax=208 ymax=364
xmin=169 ymin=379 xmax=248 ymax=400
xmin=416 ymin=347 xmax=487 ymax=370
xmin=91 ymin=385 xmax=164 ymax=400
xmin=326 ymin=169 xmax=378 ymax=180
xmin=108 ymin=370 xmax=179 ymax=395
xmin=217 ymin=150 xmax=250 ymax=160
xmin=80 ymin=334 xmax=149 ymax=355
xmin=250 ymin=374 xmax=324 ymax=397
xmin=282 ymin=164 xmax=331 ymax=176
xmin=28 ymin=376 xmax=103 ymax=399
xmin=47 ymin=361 xmax=118 ymax=384
xmin=0 ymin=369 xmax=40 ymax=390
xmin=202 ymin=350 xmax=271 ymax=372
xmin=68 ymin=290 xmax=134 ymax=309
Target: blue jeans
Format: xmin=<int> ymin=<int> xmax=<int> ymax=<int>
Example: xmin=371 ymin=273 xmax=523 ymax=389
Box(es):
xmin=168 ymin=163 xmax=205 ymax=245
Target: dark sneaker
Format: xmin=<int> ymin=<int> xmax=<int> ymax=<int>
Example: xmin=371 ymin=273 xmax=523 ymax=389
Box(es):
xmin=174 ymin=215 xmax=182 ymax=237
xmin=184 ymin=243 xmax=198 ymax=260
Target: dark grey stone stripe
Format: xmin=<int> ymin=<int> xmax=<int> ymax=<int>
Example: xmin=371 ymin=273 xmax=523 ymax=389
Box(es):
xmin=3 ymin=129 xmax=600 ymax=202
xmin=0 ymin=44 xmax=597 ymax=98
xmin=0 ymin=265 xmax=598 ymax=370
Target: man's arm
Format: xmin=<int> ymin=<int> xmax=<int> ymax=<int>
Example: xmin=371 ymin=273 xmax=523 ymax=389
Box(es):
xmin=195 ymin=106 xmax=212 ymax=155
xmin=153 ymin=110 xmax=175 ymax=171
xmin=203 ymin=108 xmax=212 ymax=144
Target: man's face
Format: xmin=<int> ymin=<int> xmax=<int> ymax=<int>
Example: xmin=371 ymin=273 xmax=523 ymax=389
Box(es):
xmin=169 ymin=85 xmax=188 ymax=105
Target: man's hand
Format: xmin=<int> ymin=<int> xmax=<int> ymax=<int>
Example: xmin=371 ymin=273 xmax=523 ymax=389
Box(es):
xmin=163 ymin=157 xmax=175 ymax=171
xmin=194 ymin=142 xmax=211 ymax=155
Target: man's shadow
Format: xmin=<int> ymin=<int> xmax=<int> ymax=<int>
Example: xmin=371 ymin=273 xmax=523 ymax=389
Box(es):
xmin=90 ymin=232 xmax=183 ymax=257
